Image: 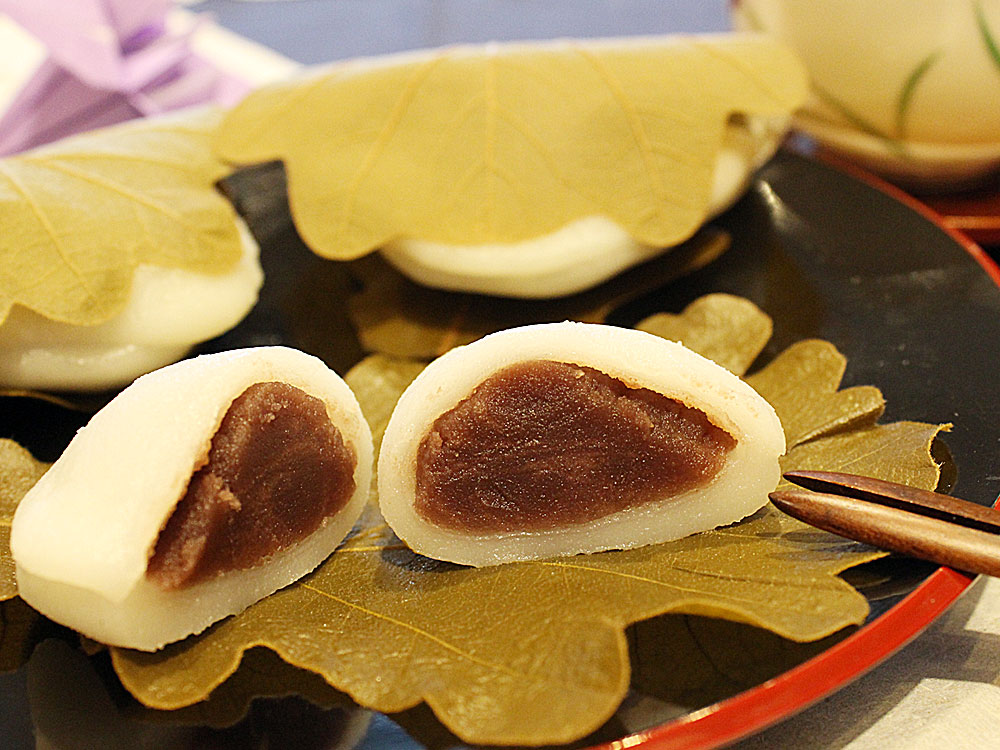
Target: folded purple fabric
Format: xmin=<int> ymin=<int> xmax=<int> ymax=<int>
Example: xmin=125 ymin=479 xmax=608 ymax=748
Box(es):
xmin=0 ymin=0 xmax=253 ymax=155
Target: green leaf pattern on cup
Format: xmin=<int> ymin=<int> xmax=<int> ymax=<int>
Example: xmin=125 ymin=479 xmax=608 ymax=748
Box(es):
xmin=812 ymin=50 xmax=951 ymax=157
xmin=976 ymin=0 xmax=1000 ymax=73
xmin=810 ymin=84 xmax=908 ymax=156
xmin=895 ymin=51 xmax=942 ymax=141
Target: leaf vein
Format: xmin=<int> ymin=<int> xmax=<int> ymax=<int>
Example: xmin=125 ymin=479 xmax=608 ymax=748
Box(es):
xmin=27 ymin=159 xmax=205 ymax=232
xmin=336 ymin=55 xmax=446 ymax=239
xmin=0 ymin=163 xmax=99 ymax=302
xmin=689 ymin=38 xmax=789 ymax=108
xmin=571 ymin=44 xmax=675 ymax=212
xmin=299 ymin=583 xmax=524 ymax=679
xmin=34 ymin=152 xmax=217 ymax=176
xmin=536 ymin=560 xmax=806 ymax=606
xmin=216 ymin=73 xmax=331 ymax=158
xmin=496 ymin=108 xmax=606 ymax=210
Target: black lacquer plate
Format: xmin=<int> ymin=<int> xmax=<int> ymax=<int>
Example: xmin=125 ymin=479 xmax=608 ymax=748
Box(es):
xmin=2 ymin=151 xmax=1000 ymax=750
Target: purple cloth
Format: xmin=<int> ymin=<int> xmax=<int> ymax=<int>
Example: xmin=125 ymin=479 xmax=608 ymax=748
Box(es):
xmin=0 ymin=0 xmax=253 ymax=155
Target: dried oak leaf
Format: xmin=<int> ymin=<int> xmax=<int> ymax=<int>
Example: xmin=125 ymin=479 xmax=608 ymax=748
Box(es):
xmin=214 ymin=36 xmax=805 ymax=258
xmin=746 ymin=339 xmax=886 ymax=446
xmin=215 ymin=161 xmax=731 ymax=362
xmin=0 ymin=438 xmax=47 ymax=601
xmin=0 ymin=441 xmax=48 ymax=673
xmin=635 ymin=293 xmax=773 ymax=374
xmin=0 ymin=108 xmax=243 ymax=327
xmin=109 ymin=297 xmax=945 ymax=747
xmin=128 ymin=647 xmax=362 ymax=730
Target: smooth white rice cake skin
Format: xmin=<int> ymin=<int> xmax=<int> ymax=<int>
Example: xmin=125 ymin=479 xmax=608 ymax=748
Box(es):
xmin=380 ymin=115 xmax=787 ymax=298
xmin=0 ymin=219 xmax=264 ymax=392
xmin=378 ymin=322 xmax=785 ymax=566
xmin=11 ymin=346 xmax=373 ymax=651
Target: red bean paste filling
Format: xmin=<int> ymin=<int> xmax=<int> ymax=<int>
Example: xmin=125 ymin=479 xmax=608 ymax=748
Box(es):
xmin=147 ymin=382 xmax=357 ymax=590
xmin=415 ymin=360 xmax=737 ymax=533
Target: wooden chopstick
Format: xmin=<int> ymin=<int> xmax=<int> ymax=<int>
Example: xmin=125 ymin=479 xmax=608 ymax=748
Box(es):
xmin=770 ymin=471 xmax=1000 ymax=578
xmin=782 ymin=470 xmax=1000 ymax=533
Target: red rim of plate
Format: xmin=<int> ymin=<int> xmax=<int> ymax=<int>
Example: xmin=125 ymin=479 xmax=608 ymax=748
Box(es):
xmin=589 ymin=152 xmax=1000 ymax=750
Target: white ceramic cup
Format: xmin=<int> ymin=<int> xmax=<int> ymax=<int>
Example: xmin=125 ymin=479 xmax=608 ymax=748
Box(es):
xmin=731 ymin=0 xmax=1000 ymax=191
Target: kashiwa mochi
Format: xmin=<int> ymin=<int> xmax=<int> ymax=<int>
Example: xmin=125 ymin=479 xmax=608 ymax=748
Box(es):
xmin=215 ymin=34 xmax=808 ymax=298
xmin=377 ymin=323 xmax=784 ymax=566
xmin=0 ymin=107 xmax=262 ymax=392
xmin=0 ymin=219 xmax=263 ymax=392
xmin=11 ymin=347 xmax=373 ymax=651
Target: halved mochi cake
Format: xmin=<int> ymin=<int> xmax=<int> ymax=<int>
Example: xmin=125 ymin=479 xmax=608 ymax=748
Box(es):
xmin=11 ymin=346 xmax=372 ymax=651
xmin=378 ymin=323 xmax=784 ymax=566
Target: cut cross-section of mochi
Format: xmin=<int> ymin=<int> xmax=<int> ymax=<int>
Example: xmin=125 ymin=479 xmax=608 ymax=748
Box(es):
xmin=11 ymin=346 xmax=373 ymax=651
xmin=377 ymin=322 xmax=784 ymax=566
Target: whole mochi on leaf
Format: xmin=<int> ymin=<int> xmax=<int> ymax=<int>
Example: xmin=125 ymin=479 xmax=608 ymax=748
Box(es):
xmin=0 ymin=107 xmax=244 ymax=328
xmin=108 ymin=296 xmax=947 ymax=748
xmin=214 ymin=35 xmax=807 ymax=259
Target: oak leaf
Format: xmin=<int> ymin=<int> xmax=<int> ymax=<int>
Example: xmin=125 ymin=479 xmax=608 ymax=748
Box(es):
xmin=747 ymin=339 xmax=886 ymax=445
xmin=0 ymin=439 xmax=47 ymax=601
xmin=635 ymin=293 xmax=772 ymax=374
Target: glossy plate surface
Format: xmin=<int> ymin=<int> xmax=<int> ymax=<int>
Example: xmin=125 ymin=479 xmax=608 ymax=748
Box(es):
xmin=2 ymin=152 xmax=999 ymax=749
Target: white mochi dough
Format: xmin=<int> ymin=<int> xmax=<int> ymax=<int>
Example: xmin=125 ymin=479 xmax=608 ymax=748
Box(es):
xmin=11 ymin=346 xmax=373 ymax=651
xmin=378 ymin=322 xmax=785 ymax=566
